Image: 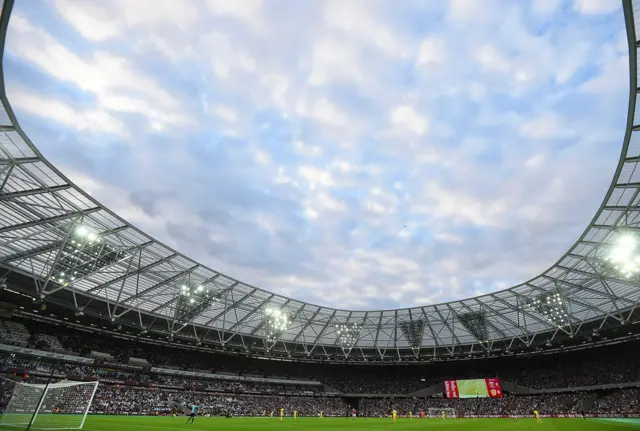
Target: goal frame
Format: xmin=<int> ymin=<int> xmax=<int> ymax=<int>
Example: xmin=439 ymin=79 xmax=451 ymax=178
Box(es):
xmin=0 ymin=378 xmax=99 ymax=430
xmin=428 ymin=407 xmax=456 ymax=418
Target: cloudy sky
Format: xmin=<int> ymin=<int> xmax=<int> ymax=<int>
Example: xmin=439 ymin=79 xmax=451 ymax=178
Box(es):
xmin=3 ymin=0 xmax=629 ymax=310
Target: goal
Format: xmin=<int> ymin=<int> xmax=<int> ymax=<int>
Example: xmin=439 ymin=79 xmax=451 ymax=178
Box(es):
xmin=428 ymin=408 xmax=456 ymax=418
xmin=0 ymin=378 xmax=99 ymax=430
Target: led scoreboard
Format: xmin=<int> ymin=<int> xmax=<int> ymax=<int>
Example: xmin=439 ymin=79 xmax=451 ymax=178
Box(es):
xmin=444 ymin=378 xmax=503 ymax=398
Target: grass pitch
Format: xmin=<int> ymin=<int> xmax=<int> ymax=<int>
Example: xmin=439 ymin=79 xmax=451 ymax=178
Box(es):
xmin=3 ymin=415 xmax=638 ymax=431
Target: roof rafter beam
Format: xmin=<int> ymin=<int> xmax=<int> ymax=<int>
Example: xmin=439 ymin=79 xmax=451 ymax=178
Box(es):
xmin=542 ymin=273 xmax=632 ymax=305
xmin=84 ymin=252 xmax=178 ymax=295
xmin=309 ymin=310 xmax=336 ymax=354
xmin=591 ymin=224 xmax=640 ymax=232
xmin=1 ymin=241 xmax=63 ymax=263
xmin=227 ymin=294 xmax=274 ymax=333
xmin=114 ymin=264 xmax=200 ymax=317
xmin=118 ymin=264 xmax=199 ymax=306
xmin=556 ymin=265 xmax=640 ymax=289
xmin=292 ymin=307 xmax=322 ymax=343
xmin=489 ymin=293 xmax=552 ymax=334
xmin=461 ymin=302 xmax=507 ymax=340
xmin=0 ymin=185 xmax=71 ymax=201
xmin=203 ymin=284 xmax=249 ymax=326
xmin=438 ymin=305 xmax=461 ymax=348
xmin=0 ymin=157 xmax=40 ymax=166
xmin=0 ymin=207 xmax=101 ymax=235
xmin=474 ymin=299 xmax=529 ymax=344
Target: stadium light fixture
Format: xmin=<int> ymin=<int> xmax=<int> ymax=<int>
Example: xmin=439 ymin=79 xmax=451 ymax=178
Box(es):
xmin=399 ymin=320 xmax=424 ymax=355
xmin=526 ymin=292 xmax=570 ymax=328
xmin=335 ymin=322 xmax=362 ymax=356
xmin=175 ymin=281 xmax=220 ymax=324
xmin=263 ymin=307 xmax=292 ymax=344
xmin=50 ymin=225 xmax=122 ymax=287
xmin=606 ymin=234 xmax=640 ymax=278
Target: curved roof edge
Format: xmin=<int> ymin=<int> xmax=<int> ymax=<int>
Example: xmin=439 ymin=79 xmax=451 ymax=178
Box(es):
xmin=1 ymin=0 xmax=640 ymax=358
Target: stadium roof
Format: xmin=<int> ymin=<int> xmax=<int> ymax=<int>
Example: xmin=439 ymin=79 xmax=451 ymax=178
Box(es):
xmin=2 ymin=0 xmax=640 ymax=361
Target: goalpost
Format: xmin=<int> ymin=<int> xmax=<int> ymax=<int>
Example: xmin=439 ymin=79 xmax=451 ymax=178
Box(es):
xmin=428 ymin=408 xmax=456 ymax=418
xmin=0 ymin=378 xmax=99 ymax=430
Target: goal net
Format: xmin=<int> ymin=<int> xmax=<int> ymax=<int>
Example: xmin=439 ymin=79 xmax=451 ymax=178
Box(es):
xmin=428 ymin=408 xmax=456 ymax=418
xmin=0 ymin=378 xmax=99 ymax=430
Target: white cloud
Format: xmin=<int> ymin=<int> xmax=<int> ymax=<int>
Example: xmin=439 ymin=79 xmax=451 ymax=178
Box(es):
xmin=213 ymin=106 xmax=239 ymax=123
xmin=532 ymin=0 xmax=561 ymax=15
xmin=416 ymin=38 xmax=447 ymax=66
xmin=9 ymin=13 xmax=190 ymax=130
xmin=293 ymin=141 xmax=323 ymax=158
xmin=53 ymin=0 xmax=120 ymax=42
xmin=323 ymin=0 xmax=407 ymax=57
xmin=525 ymin=154 xmax=546 ymax=170
xmin=389 ymin=105 xmax=428 ymax=136
xmin=206 ymin=0 xmax=263 ymax=27
xmin=297 ymin=98 xmax=348 ymax=128
xmin=297 ymin=166 xmax=336 ymax=189
xmin=10 ymin=87 xmax=126 ymax=137
xmin=474 ymin=45 xmax=510 ymax=74
xmin=574 ymin=0 xmax=619 ymax=16
xmin=55 ymin=0 xmax=199 ymax=41
xmin=520 ymin=114 xmax=571 ymax=139
xmin=253 ymin=149 xmax=271 ymax=166
xmin=419 ymin=182 xmax=509 ymax=228
xmin=203 ymin=32 xmax=257 ymax=78
xmin=308 ymin=37 xmax=365 ymax=86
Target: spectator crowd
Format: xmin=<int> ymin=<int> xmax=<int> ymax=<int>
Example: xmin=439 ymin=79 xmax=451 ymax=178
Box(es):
xmin=1 ymin=316 xmax=640 ymax=417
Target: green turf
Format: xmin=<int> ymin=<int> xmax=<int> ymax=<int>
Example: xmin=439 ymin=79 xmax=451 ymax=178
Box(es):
xmin=3 ymin=416 xmax=640 ymax=431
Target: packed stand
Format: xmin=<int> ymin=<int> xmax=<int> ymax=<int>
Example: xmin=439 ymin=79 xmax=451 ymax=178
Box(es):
xmin=90 ymin=385 xmax=346 ymax=416
xmin=591 ymin=389 xmax=640 ymax=415
xmin=3 ymin=317 xmax=640 ymax=394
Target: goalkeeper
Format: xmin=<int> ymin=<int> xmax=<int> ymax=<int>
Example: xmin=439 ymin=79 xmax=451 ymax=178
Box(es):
xmin=186 ymin=404 xmax=199 ymax=424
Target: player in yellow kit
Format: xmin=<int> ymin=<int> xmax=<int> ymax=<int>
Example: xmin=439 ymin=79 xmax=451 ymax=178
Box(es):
xmin=442 ymin=411 xmax=446 ymax=420
xmin=293 ymin=410 xmax=297 ymax=420
xmin=280 ymin=408 xmax=284 ymax=421
xmin=392 ymin=409 xmax=397 ymax=423
xmin=409 ymin=411 xmax=413 ymax=419
xmin=270 ymin=411 xmax=274 ymax=418
xmin=319 ymin=411 xmax=323 ymax=418
xmin=263 ymin=411 xmax=266 ymax=417
xmin=534 ymin=410 xmax=541 ymax=423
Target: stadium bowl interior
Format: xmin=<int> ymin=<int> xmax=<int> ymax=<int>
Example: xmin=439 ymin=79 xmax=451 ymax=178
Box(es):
xmin=1 ymin=0 xmax=640 ymax=424
xmin=1 ymin=0 xmax=640 ymax=367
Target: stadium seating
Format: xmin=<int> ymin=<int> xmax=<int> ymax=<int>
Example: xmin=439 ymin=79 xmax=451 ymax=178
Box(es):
xmin=0 ymin=320 xmax=30 ymax=347
xmin=1 ymin=316 xmax=640 ymax=418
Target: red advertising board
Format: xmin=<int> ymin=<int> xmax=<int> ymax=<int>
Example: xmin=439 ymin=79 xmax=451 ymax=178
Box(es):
xmin=444 ymin=380 xmax=459 ymax=398
xmin=485 ymin=378 xmax=503 ymax=398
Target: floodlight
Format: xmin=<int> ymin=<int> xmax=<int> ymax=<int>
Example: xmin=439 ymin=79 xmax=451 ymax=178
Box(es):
xmin=606 ymin=234 xmax=640 ymax=278
xmin=334 ymin=322 xmax=362 ymax=354
xmin=526 ymin=291 xmax=570 ymax=327
xmin=175 ymin=282 xmax=220 ymax=323
xmin=457 ymin=311 xmax=489 ymax=344
xmin=263 ymin=307 xmax=292 ymax=343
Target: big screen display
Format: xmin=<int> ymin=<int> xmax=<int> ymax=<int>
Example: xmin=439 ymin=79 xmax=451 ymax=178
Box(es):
xmin=444 ymin=378 xmax=502 ymax=398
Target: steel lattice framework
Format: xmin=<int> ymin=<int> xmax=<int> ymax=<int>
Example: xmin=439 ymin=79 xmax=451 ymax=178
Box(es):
xmin=2 ymin=0 xmax=640 ymax=361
